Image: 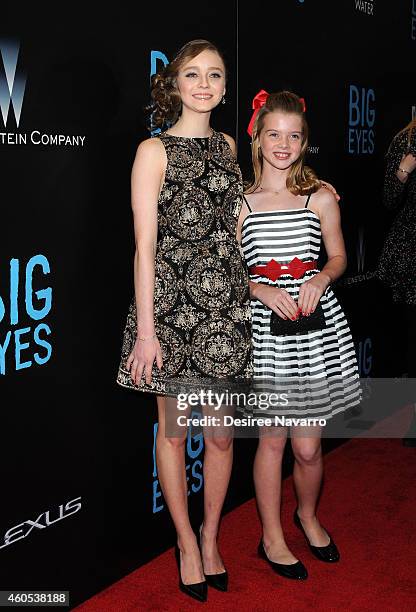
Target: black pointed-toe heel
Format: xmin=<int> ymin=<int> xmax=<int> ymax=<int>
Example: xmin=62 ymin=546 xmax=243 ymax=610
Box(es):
xmin=258 ymin=539 xmax=308 ymax=580
xmin=174 ymin=544 xmax=208 ymax=602
xmin=293 ymin=509 xmax=340 ymax=563
xmin=204 ymin=571 xmax=228 ymax=592
xmin=198 ymin=525 xmax=228 ymax=592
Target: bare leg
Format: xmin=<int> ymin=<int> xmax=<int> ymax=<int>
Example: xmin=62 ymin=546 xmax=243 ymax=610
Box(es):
xmin=156 ymin=395 xmax=204 ymax=584
xmin=291 ymin=427 xmax=330 ymax=546
xmin=200 ymin=403 xmax=233 ymax=575
xmin=254 ymin=427 xmax=299 ymax=563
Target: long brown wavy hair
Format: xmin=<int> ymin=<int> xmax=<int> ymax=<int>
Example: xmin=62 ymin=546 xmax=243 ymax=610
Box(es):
xmin=245 ymin=91 xmax=321 ymax=196
xmin=148 ymin=39 xmax=226 ymax=130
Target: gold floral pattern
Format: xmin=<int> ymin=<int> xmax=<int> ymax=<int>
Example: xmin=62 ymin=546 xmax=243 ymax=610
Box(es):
xmin=191 ymin=318 xmax=249 ymax=377
xmin=166 ymin=185 xmax=214 ymax=240
xmin=185 ymin=254 xmax=231 ymax=309
xmin=117 ymin=130 xmax=253 ymax=396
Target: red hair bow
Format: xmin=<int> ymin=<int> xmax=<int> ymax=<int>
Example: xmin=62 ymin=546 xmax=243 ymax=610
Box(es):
xmin=247 ymin=89 xmax=269 ymax=137
xmin=247 ymin=90 xmax=307 ymax=137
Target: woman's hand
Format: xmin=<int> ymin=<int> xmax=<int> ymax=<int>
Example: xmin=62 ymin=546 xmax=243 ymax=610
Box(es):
xmin=398 ymin=153 xmax=416 ymax=181
xmin=253 ymin=283 xmax=299 ymax=320
xmin=298 ymin=273 xmax=330 ymax=315
xmin=127 ymin=337 xmax=163 ymax=385
xmin=321 ymin=180 xmax=340 ymax=202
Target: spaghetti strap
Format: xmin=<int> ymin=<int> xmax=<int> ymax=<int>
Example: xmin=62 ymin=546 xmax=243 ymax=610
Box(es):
xmin=243 ymin=194 xmax=253 ymax=212
xmin=305 ymin=193 xmax=312 ymax=208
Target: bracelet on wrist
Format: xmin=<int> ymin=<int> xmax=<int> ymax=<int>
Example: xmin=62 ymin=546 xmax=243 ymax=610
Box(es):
xmin=398 ymin=167 xmax=410 ymax=176
xmin=137 ymin=333 xmax=156 ymax=341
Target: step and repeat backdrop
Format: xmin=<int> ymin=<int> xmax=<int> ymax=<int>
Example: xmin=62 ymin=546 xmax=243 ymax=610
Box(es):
xmin=1 ymin=1 xmax=414 ymax=608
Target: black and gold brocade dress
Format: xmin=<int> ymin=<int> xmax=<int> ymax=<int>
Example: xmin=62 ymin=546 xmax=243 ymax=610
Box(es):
xmin=117 ymin=130 xmax=253 ymax=396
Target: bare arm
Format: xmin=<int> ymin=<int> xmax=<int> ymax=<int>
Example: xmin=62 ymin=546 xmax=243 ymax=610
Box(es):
xmin=298 ymin=189 xmax=347 ymax=314
xmin=126 ymin=138 xmax=166 ymax=385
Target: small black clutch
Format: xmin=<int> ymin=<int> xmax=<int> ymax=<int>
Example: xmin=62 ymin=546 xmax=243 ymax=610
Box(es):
xmin=270 ymin=303 xmax=327 ymax=336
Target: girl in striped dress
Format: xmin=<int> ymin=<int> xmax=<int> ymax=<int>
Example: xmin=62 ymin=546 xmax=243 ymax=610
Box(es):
xmin=237 ymin=91 xmax=360 ymax=580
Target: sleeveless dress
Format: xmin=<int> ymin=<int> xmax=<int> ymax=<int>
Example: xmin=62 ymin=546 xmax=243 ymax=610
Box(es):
xmin=116 ymin=130 xmax=253 ymax=397
xmin=240 ymin=194 xmax=361 ymax=420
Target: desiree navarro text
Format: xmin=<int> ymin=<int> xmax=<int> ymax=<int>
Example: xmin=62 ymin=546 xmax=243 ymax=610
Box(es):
xmin=176 ymin=415 xmax=327 ymax=427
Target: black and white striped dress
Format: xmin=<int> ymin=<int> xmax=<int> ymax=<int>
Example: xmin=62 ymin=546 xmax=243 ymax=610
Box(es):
xmin=240 ymin=194 xmax=361 ymax=420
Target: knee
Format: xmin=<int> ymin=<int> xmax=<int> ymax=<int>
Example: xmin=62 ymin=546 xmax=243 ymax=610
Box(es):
xmin=292 ymin=443 xmax=322 ymax=465
xmin=204 ymin=435 xmax=233 ymax=452
xmin=258 ymin=436 xmax=287 ymax=457
xmin=156 ymin=432 xmax=187 ymax=450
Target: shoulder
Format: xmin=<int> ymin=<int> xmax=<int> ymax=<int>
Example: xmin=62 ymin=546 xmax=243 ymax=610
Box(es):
xmin=220 ymin=132 xmax=236 ymax=155
xmin=133 ymin=137 xmax=166 ymax=168
xmin=242 ymin=191 xmax=256 ymax=205
xmin=311 ymin=186 xmax=338 ymax=207
xmin=136 ymin=136 xmax=165 ymax=156
xmin=309 ymin=187 xmax=339 ymax=219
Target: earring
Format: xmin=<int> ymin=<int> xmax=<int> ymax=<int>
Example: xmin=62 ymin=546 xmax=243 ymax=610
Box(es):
xmin=221 ymin=96 xmax=226 ymax=105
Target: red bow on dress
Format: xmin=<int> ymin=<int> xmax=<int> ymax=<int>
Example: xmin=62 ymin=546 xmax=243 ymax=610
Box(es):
xmin=249 ymin=257 xmax=317 ymax=282
xmin=247 ymin=91 xmax=307 ymax=137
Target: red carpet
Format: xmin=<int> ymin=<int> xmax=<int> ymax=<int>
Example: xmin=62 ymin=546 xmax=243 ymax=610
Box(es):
xmin=75 ymin=438 xmax=416 ymax=611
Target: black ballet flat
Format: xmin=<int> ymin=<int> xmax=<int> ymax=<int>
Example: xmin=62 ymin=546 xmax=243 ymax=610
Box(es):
xmin=174 ymin=544 xmax=207 ymax=602
xmin=258 ymin=539 xmax=308 ymax=580
xmin=198 ymin=525 xmax=228 ymax=592
xmin=293 ymin=509 xmax=340 ymax=563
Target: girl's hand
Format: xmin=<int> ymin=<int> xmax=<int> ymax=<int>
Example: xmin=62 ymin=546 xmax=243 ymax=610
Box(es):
xmin=254 ymin=284 xmax=299 ymax=320
xmin=298 ymin=274 xmax=329 ymax=315
xmin=127 ymin=337 xmax=163 ymax=385
xmin=321 ymin=180 xmax=340 ymax=202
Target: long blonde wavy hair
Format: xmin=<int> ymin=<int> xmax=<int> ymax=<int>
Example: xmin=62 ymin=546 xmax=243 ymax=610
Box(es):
xmin=245 ymin=91 xmax=321 ymax=196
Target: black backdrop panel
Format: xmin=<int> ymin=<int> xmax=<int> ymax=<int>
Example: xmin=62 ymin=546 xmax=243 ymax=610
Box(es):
xmin=1 ymin=1 xmax=414 ymax=608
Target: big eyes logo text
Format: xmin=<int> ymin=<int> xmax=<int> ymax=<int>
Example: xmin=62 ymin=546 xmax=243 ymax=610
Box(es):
xmin=152 ymin=415 xmax=203 ymax=513
xmin=412 ymin=0 xmax=416 ymax=40
xmin=347 ymin=85 xmax=375 ymax=154
xmin=0 ymin=255 xmax=52 ymax=375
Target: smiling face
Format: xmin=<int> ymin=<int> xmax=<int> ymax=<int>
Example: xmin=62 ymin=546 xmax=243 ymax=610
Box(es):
xmin=259 ymin=111 xmax=303 ymax=170
xmin=175 ymin=49 xmax=226 ymax=114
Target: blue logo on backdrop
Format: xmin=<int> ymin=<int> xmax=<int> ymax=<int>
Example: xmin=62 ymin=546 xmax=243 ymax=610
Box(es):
xmin=357 ymin=338 xmax=372 ymax=376
xmin=348 ymin=85 xmax=375 ymax=154
xmin=0 ymin=39 xmax=26 ymax=128
xmin=152 ymin=413 xmax=204 ymax=513
xmin=149 ymin=50 xmax=169 ymax=136
xmin=150 ymin=50 xmax=169 ymax=79
xmin=0 ymin=255 xmax=52 ymax=375
xmin=412 ymin=0 xmax=416 ymax=40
